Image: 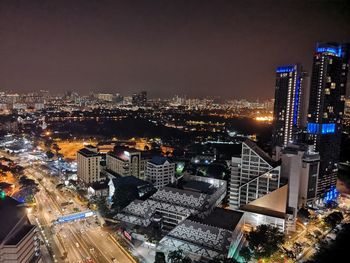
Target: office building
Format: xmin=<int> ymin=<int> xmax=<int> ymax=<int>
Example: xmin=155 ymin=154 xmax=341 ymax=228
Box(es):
xmin=106 ymin=148 xmax=141 ymax=178
xmin=272 ymin=64 xmax=305 ymax=147
xmin=307 ymin=42 xmax=350 ymax=196
xmin=0 ymin=197 xmax=41 ymax=263
xmin=77 ymin=145 xmax=101 ymax=184
xmin=145 ymin=157 xmax=175 ymax=189
xmin=229 ymin=140 xmax=281 ymax=210
xmin=280 ymin=144 xmax=320 ymax=217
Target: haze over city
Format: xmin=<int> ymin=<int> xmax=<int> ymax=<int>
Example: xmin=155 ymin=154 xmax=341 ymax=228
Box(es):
xmin=0 ymin=0 xmax=350 ymax=98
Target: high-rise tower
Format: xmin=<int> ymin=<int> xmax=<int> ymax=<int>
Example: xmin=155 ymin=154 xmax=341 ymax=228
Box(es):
xmin=307 ymin=42 xmax=349 ymax=196
xmin=272 ymin=64 xmax=305 ymax=148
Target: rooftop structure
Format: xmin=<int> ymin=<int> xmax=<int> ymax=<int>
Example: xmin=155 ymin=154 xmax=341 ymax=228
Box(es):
xmin=116 ymin=175 xmax=226 ymax=230
xmin=158 ymin=208 xmax=244 ymax=261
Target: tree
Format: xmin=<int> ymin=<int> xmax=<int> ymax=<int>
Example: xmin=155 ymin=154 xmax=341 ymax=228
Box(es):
xmin=112 ymin=184 xmax=139 ymax=212
xmin=154 ymin=252 xmax=166 ymax=263
xmin=239 ymin=247 xmax=252 ymax=262
xmin=96 ymin=197 xmax=110 ymax=217
xmin=324 ymin=211 xmax=343 ymax=228
xmin=247 ymin=224 xmax=285 ymax=259
xmin=52 ymin=143 xmax=61 ymax=155
xmin=46 ymin=150 xmax=54 ymax=159
xmin=306 ymin=223 xmax=350 ymax=263
xmin=182 ymin=257 xmax=192 ymax=263
xmin=298 ymin=207 xmax=311 ymax=223
xmin=168 ymin=249 xmax=184 ymax=263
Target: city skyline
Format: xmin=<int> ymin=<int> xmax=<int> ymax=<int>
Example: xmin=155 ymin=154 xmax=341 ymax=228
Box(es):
xmin=1 ymin=2 xmax=350 ymax=263
xmin=0 ymin=0 xmax=349 ymax=99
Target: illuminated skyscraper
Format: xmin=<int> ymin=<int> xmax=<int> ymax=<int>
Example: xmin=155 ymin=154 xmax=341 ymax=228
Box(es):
xmin=307 ymin=42 xmax=350 ymax=196
xmin=272 ymin=64 xmax=306 ymax=148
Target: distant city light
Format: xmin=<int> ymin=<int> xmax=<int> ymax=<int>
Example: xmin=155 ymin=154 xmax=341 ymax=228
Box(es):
xmin=255 ymin=116 xmax=273 ymax=122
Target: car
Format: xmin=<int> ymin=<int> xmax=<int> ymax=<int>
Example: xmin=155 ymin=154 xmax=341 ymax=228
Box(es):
xmin=75 ymin=242 xmax=80 ymax=248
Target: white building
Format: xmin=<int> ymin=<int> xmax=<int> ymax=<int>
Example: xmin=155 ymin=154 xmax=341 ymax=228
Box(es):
xmin=77 ymin=146 xmax=101 ymax=184
xmin=146 ymin=157 xmax=175 ymax=189
xmin=106 ymin=147 xmax=152 ymax=179
xmin=280 ymin=144 xmax=320 ymax=215
xmin=229 ymin=140 xmax=281 ymax=210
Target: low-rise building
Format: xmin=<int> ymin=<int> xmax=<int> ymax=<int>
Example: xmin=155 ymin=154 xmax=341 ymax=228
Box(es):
xmin=116 ymin=175 xmax=227 ymax=231
xmin=106 ymin=148 xmax=141 ymax=178
xmin=87 ymin=180 xmax=109 ymax=198
xmin=158 ymin=208 xmax=244 ymax=261
xmin=145 ymin=157 xmax=175 ymax=189
xmin=0 ymin=197 xmax=41 ymax=263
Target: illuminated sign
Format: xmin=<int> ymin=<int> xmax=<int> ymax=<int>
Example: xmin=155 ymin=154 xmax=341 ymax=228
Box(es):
xmin=276 ymin=65 xmax=296 ymax=73
xmin=321 ymin=123 xmax=336 ymax=134
xmin=324 ymin=186 xmax=339 ymax=203
xmin=123 ymin=230 xmax=132 ymax=241
xmin=307 ymin=123 xmax=336 ymax=134
xmin=316 ymin=46 xmax=342 ymax=57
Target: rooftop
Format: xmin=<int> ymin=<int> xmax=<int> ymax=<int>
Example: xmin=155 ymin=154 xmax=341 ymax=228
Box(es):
xmin=149 ymin=156 xmax=170 ymax=165
xmin=0 ymin=197 xmax=34 ymax=244
xmin=190 ymin=207 xmax=244 ymax=231
xmin=244 ymin=140 xmax=277 ymax=167
xmin=182 ymin=180 xmax=213 ymax=194
xmin=240 ymin=184 xmax=288 ymax=219
xmin=89 ymin=179 xmax=109 ymax=190
xmin=78 ymin=147 xmax=99 ymax=157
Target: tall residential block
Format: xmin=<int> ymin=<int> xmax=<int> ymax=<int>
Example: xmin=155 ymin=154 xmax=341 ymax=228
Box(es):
xmin=272 ymin=64 xmax=305 ymax=148
xmin=307 ymin=42 xmax=349 ymax=196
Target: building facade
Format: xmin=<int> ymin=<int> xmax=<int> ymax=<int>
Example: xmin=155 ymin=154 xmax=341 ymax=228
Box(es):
xmin=307 ymin=42 xmax=349 ymax=196
xmin=229 ymin=140 xmax=281 ymax=210
xmin=280 ymin=144 xmax=320 ymax=216
xmin=0 ymin=197 xmax=41 ymax=263
xmin=272 ymin=64 xmax=305 ymax=148
xmin=145 ymin=157 xmax=175 ymax=189
xmin=106 ymin=148 xmax=141 ymax=178
xmin=77 ymin=146 xmax=101 ymax=184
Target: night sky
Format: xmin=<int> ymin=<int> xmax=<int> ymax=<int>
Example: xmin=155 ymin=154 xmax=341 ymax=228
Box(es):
xmin=0 ymin=0 xmax=349 ymax=99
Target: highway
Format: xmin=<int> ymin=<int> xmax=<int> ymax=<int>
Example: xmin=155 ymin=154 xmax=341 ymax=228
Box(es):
xmin=1 ymin=149 xmax=133 ymax=263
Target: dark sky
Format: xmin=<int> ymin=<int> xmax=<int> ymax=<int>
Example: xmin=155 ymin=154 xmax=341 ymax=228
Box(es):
xmin=0 ymin=0 xmax=349 ymax=99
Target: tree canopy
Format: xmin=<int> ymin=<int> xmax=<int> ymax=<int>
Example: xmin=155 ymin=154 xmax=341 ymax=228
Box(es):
xmin=246 ymin=224 xmax=284 ymax=259
xmin=324 ymin=211 xmax=343 ymax=228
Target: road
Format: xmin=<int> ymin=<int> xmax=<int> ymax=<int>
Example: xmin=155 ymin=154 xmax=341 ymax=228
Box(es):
xmin=1 ymin=149 xmax=133 ymax=263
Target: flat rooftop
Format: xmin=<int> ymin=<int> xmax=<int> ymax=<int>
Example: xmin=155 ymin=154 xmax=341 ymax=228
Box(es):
xmin=190 ymin=207 xmax=244 ymax=231
xmin=182 ymin=180 xmax=214 ymax=194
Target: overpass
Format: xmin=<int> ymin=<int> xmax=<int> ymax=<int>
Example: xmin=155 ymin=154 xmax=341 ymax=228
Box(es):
xmin=55 ymin=210 xmax=96 ymax=224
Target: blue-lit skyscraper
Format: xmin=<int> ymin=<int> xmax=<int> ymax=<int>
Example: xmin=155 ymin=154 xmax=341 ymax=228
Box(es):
xmin=307 ymin=42 xmax=350 ymax=197
xmin=272 ymin=64 xmax=305 ymax=148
